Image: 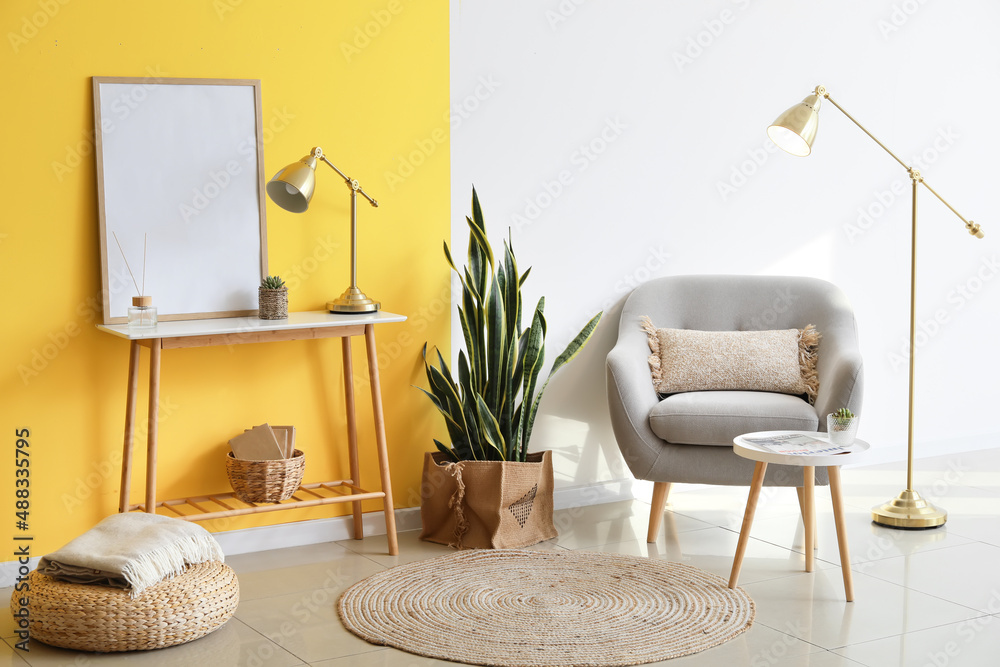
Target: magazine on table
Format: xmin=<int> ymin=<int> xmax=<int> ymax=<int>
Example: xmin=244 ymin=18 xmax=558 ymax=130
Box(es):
xmin=741 ymin=433 xmax=850 ymax=456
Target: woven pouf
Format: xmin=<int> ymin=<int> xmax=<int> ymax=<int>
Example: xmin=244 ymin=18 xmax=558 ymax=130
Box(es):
xmin=9 ymin=561 xmax=239 ymax=652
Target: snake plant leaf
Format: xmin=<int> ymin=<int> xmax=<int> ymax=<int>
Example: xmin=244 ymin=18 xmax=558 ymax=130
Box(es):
xmin=434 ymin=439 xmax=458 ymax=462
xmin=517 ymin=303 xmax=547 ymax=460
xmin=475 ymin=393 xmax=507 ymax=460
xmin=518 ymin=265 xmax=532 ymax=287
xmin=443 ymin=240 xmax=457 ymax=273
xmin=523 ymin=311 xmax=604 ymax=450
xmin=484 ymin=276 xmax=505 ymax=410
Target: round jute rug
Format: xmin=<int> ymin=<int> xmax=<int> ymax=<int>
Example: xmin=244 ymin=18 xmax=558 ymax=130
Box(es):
xmin=338 ymin=549 xmax=755 ymax=666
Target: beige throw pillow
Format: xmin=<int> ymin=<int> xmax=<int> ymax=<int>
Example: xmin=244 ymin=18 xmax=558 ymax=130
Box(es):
xmin=641 ymin=317 xmax=820 ymax=403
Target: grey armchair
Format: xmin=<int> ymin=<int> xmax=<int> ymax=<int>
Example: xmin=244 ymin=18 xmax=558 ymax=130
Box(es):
xmin=606 ymin=275 xmax=863 ymax=542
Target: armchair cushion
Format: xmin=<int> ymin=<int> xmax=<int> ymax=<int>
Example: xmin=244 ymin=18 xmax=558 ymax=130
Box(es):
xmin=649 ymin=391 xmax=819 ymax=446
xmin=642 ymin=318 xmax=820 ymax=403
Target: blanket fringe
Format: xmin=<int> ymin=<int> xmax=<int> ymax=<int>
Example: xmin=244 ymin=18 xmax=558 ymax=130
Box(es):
xmin=121 ymin=535 xmax=225 ymax=599
xmin=798 ymin=324 xmax=821 ymax=404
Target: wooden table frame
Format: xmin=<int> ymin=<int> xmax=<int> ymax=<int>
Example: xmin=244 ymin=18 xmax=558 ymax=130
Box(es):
xmin=99 ymin=311 xmax=405 ymax=556
xmin=727 ymin=432 xmax=870 ymax=602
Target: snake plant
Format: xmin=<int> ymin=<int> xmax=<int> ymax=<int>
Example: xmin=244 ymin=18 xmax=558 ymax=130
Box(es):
xmin=418 ymin=188 xmax=602 ymax=462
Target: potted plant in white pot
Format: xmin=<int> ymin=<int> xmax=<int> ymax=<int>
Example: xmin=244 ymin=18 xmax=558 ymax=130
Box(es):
xmin=827 ymin=407 xmax=859 ymax=446
xmin=417 ymin=187 xmax=602 ymax=549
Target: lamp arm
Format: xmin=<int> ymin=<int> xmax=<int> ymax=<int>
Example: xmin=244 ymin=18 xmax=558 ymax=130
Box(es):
xmin=315 ymin=150 xmax=379 ymax=208
xmin=819 ymin=87 xmax=983 ymax=238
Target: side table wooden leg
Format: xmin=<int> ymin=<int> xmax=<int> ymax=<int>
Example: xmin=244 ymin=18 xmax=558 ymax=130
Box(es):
xmin=828 ymin=466 xmax=855 ymax=601
xmin=804 ymin=466 xmax=815 ymax=573
xmin=729 ymin=461 xmax=767 ymax=589
xmin=145 ymin=339 xmax=162 ymax=514
xmin=342 ymin=337 xmax=364 ymax=540
xmin=365 ymin=324 xmax=398 ymax=556
xmin=119 ymin=341 xmax=141 ymax=514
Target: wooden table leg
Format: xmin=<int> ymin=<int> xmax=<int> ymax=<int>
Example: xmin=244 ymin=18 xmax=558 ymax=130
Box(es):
xmin=828 ymin=466 xmax=855 ymax=601
xmin=119 ymin=340 xmax=141 ymax=514
xmin=342 ymin=337 xmax=364 ymax=540
xmin=365 ymin=324 xmax=398 ymax=556
xmin=729 ymin=461 xmax=767 ymax=589
xmin=145 ymin=339 xmax=162 ymax=514
xmin=804 ymin=466 xmax=815 ymax=573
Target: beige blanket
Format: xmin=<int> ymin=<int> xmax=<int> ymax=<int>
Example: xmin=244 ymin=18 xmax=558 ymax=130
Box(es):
xmin=37 ymin=513 xmax=224 ymax=598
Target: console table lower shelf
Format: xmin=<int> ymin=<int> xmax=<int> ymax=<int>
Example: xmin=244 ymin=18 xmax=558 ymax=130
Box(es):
xmin=98 ymin=311 xmax=407 ymax=556
xmin=128 ymin=479 xmax=384 ymax=522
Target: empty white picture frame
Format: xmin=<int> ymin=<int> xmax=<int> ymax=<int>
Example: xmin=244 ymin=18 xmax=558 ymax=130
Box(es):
xmin=93 ymin=77 xmax=268 ymax=324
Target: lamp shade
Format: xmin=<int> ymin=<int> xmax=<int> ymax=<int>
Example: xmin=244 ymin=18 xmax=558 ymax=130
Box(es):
xmin=767 ymin=93 xmax=822 ymax=157
xmin=266 ymin=154 xmax=318 ymax=213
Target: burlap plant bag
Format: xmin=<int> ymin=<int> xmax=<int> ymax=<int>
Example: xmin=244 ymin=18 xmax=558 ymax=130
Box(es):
xmin=420 ymin=450 xmax=557 ymax=549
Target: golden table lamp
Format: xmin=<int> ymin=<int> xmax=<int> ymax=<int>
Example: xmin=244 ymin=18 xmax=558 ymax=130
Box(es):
xmin=266 ymin=146 xmax=380 ymax=313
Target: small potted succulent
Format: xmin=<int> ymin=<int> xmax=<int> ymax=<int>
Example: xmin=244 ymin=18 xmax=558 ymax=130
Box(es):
xmin=827 ymin=407 xmax=858 ymax=446
xmin=258 ymin=275 xmax=288 ymax=319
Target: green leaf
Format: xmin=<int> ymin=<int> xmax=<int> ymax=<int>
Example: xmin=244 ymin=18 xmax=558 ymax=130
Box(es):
xmin=433 ymin=439 xmax=458 ymax=462
xmin=475 ymin=393 xmax=507 ymax=460
xmin=523 ymin=311 xmax=603 ymax=449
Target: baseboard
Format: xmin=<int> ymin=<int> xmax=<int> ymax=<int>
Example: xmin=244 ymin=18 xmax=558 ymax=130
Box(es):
xmin=0 ymin=478 xmax=637 ymax=586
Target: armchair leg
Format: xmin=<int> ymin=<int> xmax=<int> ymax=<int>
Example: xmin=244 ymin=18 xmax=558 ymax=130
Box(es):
xmin=646 ymin=482 xmax=672 ymax=543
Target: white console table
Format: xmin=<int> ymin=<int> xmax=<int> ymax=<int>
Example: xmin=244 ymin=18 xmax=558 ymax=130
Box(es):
xmin=97 ymin=311 xmax=406 ymax=555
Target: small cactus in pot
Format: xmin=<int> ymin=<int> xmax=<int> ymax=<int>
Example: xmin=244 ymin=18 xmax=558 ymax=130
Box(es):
xmin=258 ymin=275 xmax=288 ymax=319
xmin=827 ymin=407 xmax=858 ymax=445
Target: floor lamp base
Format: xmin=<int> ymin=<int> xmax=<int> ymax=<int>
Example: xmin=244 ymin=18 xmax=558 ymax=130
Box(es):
xmin=871 ymin=489 xmax=947 ymax=529
xmin=328 ymin=287 xmax=380 ymax=314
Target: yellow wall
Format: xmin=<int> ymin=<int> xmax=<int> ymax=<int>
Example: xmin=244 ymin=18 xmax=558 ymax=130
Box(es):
xmin=1 ymin=0 xmax=450 ymax=555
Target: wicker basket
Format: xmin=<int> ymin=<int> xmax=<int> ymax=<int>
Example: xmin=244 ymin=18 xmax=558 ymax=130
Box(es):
xmin=226 ymin=448 xmax=305 ymax=503
xmin=258 ymin=287 xmax=288 ymax=319
xmin=10 ymin=561 xmax=239 ymax=652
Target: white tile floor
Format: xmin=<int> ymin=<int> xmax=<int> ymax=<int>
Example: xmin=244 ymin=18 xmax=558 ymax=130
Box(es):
xmin=4 ymin=446 xmax=1000 ymax=666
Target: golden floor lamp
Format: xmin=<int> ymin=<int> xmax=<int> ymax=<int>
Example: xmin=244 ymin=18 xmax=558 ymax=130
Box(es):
xmin=266 ymin=146 xmax=380 ymax=313
xmin=767 ymin=85 xmax=985 ymax=529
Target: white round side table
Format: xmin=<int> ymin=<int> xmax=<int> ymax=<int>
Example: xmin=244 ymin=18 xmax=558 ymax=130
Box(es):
xmin=728 ymin=431 xmax=870 ymax=601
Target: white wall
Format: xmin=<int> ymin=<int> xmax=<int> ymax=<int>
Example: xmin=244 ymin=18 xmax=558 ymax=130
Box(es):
xmin=449 ymin=1 xmax=1000 ymax=491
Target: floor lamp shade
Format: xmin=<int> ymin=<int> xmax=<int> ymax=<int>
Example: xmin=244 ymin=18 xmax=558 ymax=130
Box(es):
xmin=767 ymin=93 xmax=822 ymax=157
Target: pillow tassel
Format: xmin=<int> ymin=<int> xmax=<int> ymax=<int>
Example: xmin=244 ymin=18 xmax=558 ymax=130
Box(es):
xmin=640 ymin=316 xmax=663 ymax=390
xmin=798 ymin=324 xmax=821 ymax=404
